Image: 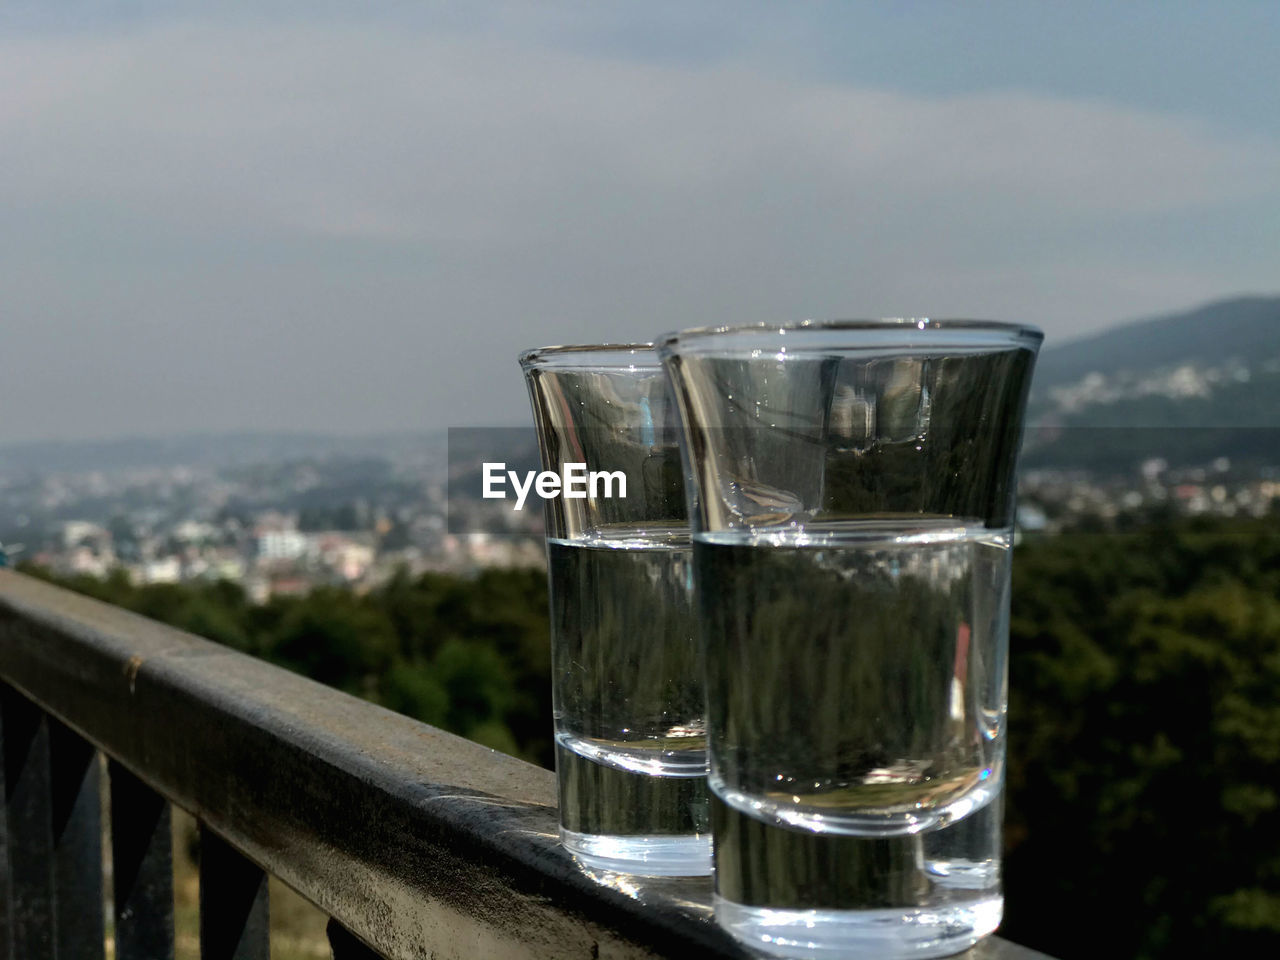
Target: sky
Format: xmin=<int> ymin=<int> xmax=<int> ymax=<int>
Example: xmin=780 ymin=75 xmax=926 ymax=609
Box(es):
xmin=1 ymin=1 xmax=1277 ymax=442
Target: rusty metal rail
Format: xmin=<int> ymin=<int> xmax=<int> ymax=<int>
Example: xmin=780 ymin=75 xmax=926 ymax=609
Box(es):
xmin=0 ymin=570 xmax=1053 ymax=959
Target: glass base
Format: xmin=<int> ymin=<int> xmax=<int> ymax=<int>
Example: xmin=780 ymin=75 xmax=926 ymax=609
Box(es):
xmin=714 ymin=894 xmax=1002 ymax=959
xmin=561 ymin=827 xmax=712 ymax=877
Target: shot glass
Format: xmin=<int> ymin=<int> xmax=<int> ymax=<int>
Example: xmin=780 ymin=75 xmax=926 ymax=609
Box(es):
xmin=520 ymin=344 xmax=711 ymax=876
xmin=658 ymin=320 xmax=1041 ymax=957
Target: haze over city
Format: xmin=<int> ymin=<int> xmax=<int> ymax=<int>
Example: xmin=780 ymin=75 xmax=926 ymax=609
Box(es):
xmin=2 ymin=1 xmax=1277 ymax=443
xmin=2 ymin=10 xmax=1279 ymax=958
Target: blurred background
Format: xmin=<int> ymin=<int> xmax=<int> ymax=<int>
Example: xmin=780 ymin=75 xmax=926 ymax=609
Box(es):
xmin=1 ymin=2 xmax=1278 ymax=958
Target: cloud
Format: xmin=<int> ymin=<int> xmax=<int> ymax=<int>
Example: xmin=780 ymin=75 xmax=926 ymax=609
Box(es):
xmin=0 ymin=15 xmax=1276 ymax=439
xmin=3 ymin=23 xmax=1276 ymax=233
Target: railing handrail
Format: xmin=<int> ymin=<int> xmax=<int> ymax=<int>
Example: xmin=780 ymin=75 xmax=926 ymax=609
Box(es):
xmin=0 ymin=570 xmax=1050 ymax=959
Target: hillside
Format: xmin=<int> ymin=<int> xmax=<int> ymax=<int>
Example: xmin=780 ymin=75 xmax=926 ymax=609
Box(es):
xmin=1025 ymin=296 xmax=1280 ymax=471
xmin=2 ymin=298 xmax=1276 ymax=478
xmin=1033 ymin=296 xmax=1280 ymax=391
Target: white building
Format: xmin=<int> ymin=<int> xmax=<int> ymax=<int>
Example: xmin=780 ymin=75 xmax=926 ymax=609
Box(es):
xmin=256 ymin=529 xmax=309 ymax=561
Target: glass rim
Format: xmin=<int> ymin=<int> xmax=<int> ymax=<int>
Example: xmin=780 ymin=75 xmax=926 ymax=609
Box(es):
xmin=656 ymin=318 xmax=1043 ymax=355
xmin=519 ymin=342 xmax=658 ymax=370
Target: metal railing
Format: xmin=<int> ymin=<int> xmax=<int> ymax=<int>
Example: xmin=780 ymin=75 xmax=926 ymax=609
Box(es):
xmin=0 ymin=570 xmax=1052 ymax=959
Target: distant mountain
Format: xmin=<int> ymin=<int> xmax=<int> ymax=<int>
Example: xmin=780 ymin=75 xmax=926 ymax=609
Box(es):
xmin=1033 ymin=296 xmax=1280 ymax=391
xmin=1026 ymin=296 xmax=1280 ymax=471
xmin=3 ymin=299 xmax=1276 ymax=479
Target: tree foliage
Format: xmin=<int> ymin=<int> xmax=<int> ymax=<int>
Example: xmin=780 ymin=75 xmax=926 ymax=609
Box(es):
xmin=20 ymin=563 xmax=552 ymax=765
xmin=22 ymin=514 xmax=1280 ymax=957
xmin=1004 ymin=517 xmax=1280 ymax=958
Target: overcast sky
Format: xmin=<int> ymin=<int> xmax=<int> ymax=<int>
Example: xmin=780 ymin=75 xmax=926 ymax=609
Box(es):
xmin=2 ymin=1 xmax=1277 ymax=442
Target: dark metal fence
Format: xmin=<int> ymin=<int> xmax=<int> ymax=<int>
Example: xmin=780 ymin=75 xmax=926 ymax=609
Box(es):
xmin=0 ymin=570 xmax=1052 ymax=959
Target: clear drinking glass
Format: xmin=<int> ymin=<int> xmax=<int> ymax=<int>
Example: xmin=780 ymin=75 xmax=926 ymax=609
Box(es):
xmin=658 ymin=320 xmax=1041 ymax=957
xmin=521 ymin=344 xmax=711 ymax=876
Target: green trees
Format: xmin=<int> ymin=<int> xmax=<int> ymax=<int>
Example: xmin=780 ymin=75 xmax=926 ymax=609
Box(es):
xmin=20 ymin=563 xmax=553 ymax=767
xmin=1004 ymin=518 xmax=1280 ymax=958
xmin=22 ymin=514 xmax=1280 ymax=956
xmin=267 ymin=587 xmax=399 ymax=692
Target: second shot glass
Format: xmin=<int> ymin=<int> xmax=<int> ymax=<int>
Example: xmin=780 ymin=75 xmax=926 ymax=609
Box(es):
xmin=520 ymin=343 xmax=711 ymax=876
xmin=659 ymin=319 xmax=1042 ymax=957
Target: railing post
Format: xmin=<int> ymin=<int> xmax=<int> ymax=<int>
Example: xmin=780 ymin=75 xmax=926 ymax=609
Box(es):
xmin=327 ymin=918 xmax=386 ymax=960
xmin=109 ymin=759 xmax=174 ymax=960
xmin=49 ymin=718 xmax=105 ymax=960
xmin=0 ymin=683 xmax=56 ymax=960
xmin=199 ymin=823 xmax=269 ymax=960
